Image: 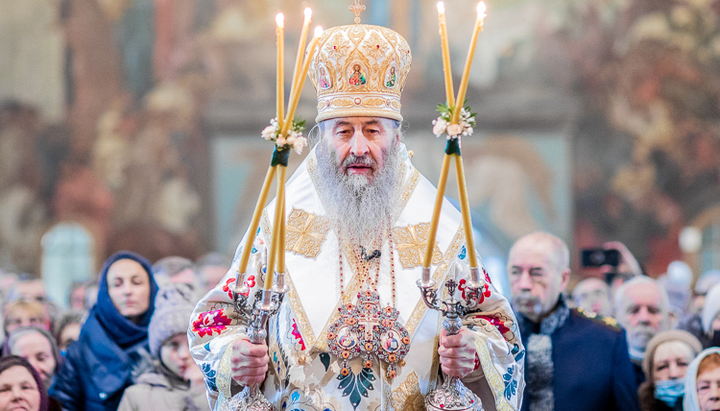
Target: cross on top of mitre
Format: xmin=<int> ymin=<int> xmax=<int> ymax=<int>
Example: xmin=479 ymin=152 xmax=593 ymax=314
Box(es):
xmin=349 ymin=0 xmax=365 ymax=24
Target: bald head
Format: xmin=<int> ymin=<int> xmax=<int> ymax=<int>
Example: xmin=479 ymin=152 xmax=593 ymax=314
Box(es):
xmin=507 ymin=232 xmax=571 ymax=322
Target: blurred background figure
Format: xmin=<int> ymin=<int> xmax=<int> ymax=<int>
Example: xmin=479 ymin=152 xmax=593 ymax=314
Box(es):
xmin=2 ymin=326 xmax=61 ymax=393
xmin=638 ymin=330 xmax=702 ymax=411
xmin=194 ymin=252 xmax=230 ymax=293
xmin=52 ymin=311 xmax=85 ymax=355
xmin=615 ymin=276 xmax=672 ymax=385
xmin=0 ymin=356 xmax=50 ymax=411
xmin=691 ymin=271 xmax=720 ymax=316
xmin=67 ymin=281 xmax=94 ymax=311
xmin=572 ymin=277 xmax=614 ymax=317
xmin=683 ymin=347 xmax=720 ymax=411
xmin=118 ymin=284 xmax=208 ymax=411
xmin=50 ymin=251 xmax=158 ymax=411
xmin=7 ymin=274 xmax=60 ymax=327
xmin=701 ymin=284 xmax=720 ymax=349
xmin=152 ymin=256 xmax=199 ymax=296
xmin=3 ymin=299 xmax=50 ymax=335
xmin=657 ymin=261 xmax=693 ymax=326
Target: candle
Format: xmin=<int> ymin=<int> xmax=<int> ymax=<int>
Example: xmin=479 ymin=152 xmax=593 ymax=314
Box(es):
xmin=437 ymin=2 xmax=454 ymax=106
xmin=451 ymin=1 xmax=486 ymax=125
xmin=287 ymin=8 xmax=312 ymax=116
xmin=264 ymin=165 xmax=288 ymax=290
xmin=276 ymin=13 xmax=285 ymax=130
xmin=237 ymin=165 xmax=278 ymax=280
xmin=281 ymin=26 xmax=323 ymax=136
xmin=423 ymin=153 xmax=452 ymax=270
xmin=277 ymin=176 xmax=287 ymax=274
xmin=454 ymin=155 xmax=479 ymax=268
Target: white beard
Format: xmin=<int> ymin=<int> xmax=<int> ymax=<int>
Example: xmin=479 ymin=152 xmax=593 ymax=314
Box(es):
xmin=314 ymin=139 xmax=401 ymax=247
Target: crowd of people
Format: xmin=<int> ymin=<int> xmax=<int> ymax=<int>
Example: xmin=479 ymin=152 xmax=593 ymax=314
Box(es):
xmin=511 ymin=232 xmax=720 ymax=411
xmin=0 ymin=251 xmax=230 ymax=411
xmin=0 ymin=234 xmax=718 ymax=411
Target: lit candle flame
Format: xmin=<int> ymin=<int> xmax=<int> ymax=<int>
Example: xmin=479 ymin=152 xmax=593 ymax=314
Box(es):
xmin=437 ymin=1 xmax=445 ymax=14
xmin=304 ymin=7 xmax=312 ymax=20
xmin=276 ymin=13 xmax=284 ymax=28
xmin=477 ymin=2 xmax=487 ymax=19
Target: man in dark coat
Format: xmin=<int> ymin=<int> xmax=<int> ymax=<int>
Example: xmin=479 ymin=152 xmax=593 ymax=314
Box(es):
xmin=508 ymin=232 xmax=640 ymax=411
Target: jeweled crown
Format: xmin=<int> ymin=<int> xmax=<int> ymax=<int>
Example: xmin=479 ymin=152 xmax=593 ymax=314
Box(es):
xmin=308 ymin=24 xmax=412 ymax=122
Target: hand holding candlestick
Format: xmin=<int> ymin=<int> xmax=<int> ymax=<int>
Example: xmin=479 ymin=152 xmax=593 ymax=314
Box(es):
xmin=417 ymin=262 xmax=484 ymax=410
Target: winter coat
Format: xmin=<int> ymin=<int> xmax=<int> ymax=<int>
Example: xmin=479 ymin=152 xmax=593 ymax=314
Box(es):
xmin=118 ymin=372 xmax=209 ymax=411
xmin=49 ymin=251 xmax=158 ymax=411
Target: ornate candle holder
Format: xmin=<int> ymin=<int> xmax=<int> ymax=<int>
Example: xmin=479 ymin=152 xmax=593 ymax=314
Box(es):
xmin=417 ymin=264 xmax=485 ymax=411
xmin=221 ymin=271 xmax=289 ymax=411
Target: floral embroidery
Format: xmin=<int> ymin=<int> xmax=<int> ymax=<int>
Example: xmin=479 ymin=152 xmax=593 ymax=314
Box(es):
xmin=290 ymin=318 xmax=306 ymax=350
xmin=337 ymin=367 xmax=376 ymax=411
xmin=222 ymin=278 xmax=236 ymax=299
xmin=474 ymin=314 xmax=511 ymax=335
xmin=502 ymin=365 xmax=517 ymax=400
xmin=201 ymin=363 xmax=218 ymax=392
xmin=192 ymin=309 xmax=232 ymax=337
xmin=473 ymin=353 xmax=481 ymax=371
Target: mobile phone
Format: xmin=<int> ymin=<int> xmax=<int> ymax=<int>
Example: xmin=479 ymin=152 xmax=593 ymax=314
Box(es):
xmin=580 ymin=248 xmax=621 ymax=268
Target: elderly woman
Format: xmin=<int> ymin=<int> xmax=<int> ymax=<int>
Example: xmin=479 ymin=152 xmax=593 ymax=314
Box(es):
xmin=0 ymin=355 xmax=49 ymax=411
xmin=638 ymin=330 xmax=703 ymax=411
xmin=50 ymin=251 xmax=158 ymax=411
xmin=684 ymin=347 xmax=720 ymax=411
xmin=3 ymin=299 xmax=50 ymax=335
xmin=3 ymin=326 xmax=61 ymax=392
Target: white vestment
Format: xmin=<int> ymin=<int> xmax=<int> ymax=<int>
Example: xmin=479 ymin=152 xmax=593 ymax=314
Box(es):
xmin=189 ymin=145 xmax=525 ymax=411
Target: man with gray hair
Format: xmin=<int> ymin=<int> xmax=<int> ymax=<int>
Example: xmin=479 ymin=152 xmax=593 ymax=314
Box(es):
xmin=188 ymin=19 xmax=524 ymax=411
xmin=614 ymin=276 xmax=671 ymax=385
xmin=509 ymin=231 xmax=639 ymax=411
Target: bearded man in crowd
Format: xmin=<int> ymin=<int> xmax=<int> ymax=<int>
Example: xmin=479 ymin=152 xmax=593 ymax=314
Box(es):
xmin=615 ymin=276 xmax=671 ymax=385
xmin=508 ymin=232 xmax=639 ymax=411
xmin=189 ymin=19 xmax=524 ymax=411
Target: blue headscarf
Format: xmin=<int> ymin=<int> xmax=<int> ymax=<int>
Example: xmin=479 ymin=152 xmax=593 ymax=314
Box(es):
xmin=93 ymin=251 xmax=159 ymax=348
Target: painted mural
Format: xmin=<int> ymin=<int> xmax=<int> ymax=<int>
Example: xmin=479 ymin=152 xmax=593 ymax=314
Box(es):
xmin=1 ymin=0 xmax=718 ymax=280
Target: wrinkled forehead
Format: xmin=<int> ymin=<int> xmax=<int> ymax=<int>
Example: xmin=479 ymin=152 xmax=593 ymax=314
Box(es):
xmin=623 ymin=282 xmax=662 ymax=306
xmin=321 ymin=116 xmax=396 ymax=132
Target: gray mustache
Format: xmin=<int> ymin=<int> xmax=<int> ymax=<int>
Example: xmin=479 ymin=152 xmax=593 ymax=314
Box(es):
xmin=343 ymin=154 xmax=376 ymax=168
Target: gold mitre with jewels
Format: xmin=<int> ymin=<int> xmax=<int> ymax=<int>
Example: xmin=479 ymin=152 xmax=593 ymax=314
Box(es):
xmin=308 ymin=18 xmax=412 ymax=122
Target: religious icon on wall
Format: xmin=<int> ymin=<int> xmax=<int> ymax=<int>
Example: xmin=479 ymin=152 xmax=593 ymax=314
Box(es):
xmin=348 ymin=63 xmax=366 ymax=86
xmin=384 ymin=65 xmax=397 ymax=88
xmin=318 ymin=65 xmax=332 ymax=90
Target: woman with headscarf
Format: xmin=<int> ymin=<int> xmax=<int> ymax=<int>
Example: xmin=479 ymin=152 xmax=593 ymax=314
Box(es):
xmin=0 ymin=355 xmax=49 ymax=411
xmin=684 ymin=347 xmax=720 ymax=411
xmin=2 ymin=326 xmax=61 ymax=392
xmin=49 ymin=251 xmax=158 ymax=411
xmin=638 ymin=330 xmax=703 ymax=411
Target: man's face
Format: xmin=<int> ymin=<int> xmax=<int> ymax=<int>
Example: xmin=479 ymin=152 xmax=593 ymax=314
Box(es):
xmin=508 ymin=239 xmax=568 ymax=322
xmin=573 ymin=278 xmax=612 ymax=316
xmin=15 ymin=281 xmax=47 ymax=305
xmin=329 ymin=117 xmax=393 ymax=183
xmin=619 ymin=282 xmax=665 ymax=351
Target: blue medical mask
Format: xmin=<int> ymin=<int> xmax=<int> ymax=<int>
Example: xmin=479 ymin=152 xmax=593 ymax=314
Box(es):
xmin=654 ymin=379 xmax=684 ymax=407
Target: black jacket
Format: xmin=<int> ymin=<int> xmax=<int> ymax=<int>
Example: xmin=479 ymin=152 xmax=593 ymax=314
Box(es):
xmin=518 ymin=307 xmax=641 ymax=411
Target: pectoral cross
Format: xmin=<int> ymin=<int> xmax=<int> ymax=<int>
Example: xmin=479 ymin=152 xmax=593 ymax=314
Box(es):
xmin=349 ymin=0 xmax=365 ymax=24
xmin=358 ymin=306 xmax=379 ymax=341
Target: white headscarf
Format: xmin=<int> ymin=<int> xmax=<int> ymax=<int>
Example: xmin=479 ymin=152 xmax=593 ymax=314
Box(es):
xmin=701 ymin=283 xmax=720 ymax=334
xmin=684 ymin=347 xmax=720 ymax=411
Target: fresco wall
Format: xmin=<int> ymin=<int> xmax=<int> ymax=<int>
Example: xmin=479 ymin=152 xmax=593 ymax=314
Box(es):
xmin=0 ymin=0 xmax=718 ymax=280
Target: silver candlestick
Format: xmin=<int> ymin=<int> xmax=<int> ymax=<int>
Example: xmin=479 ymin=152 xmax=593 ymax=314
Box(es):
xmin=417 ymin=264 xmax=485 ymax=411
xmin=221 ymin=271 xmax=288 ymax=411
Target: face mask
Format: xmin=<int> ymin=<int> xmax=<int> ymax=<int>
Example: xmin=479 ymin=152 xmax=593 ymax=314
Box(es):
xmin=654 ymin=379 xmax=684 ymax=407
